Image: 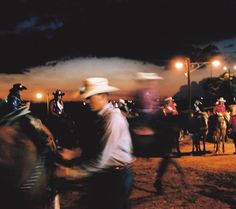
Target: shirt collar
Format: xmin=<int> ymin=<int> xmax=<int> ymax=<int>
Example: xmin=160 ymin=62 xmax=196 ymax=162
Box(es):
xmin=98 ymin=102 xmax=113 ymax=116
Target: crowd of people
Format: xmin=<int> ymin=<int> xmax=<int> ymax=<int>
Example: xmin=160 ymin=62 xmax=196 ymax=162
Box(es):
xmin=1 ymin=74 xmax=236 ymax=209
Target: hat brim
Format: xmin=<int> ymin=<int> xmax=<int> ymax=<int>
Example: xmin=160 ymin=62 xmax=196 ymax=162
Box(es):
xmin=136 ymin=76 xmax=163 ymax=80
xmin=81 ymin=86 xmax=119 ymax=99
xmin=20 ymin=86 xmax=27 ymax=90
xmin=164 ymin=97 xmax=174 ymax=102
xmin=53 ymin=93 xmax=65 ymax=96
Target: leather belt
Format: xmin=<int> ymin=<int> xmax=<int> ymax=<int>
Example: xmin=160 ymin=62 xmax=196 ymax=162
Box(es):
xmin=105 ymin=164 xmax=132 ymax=172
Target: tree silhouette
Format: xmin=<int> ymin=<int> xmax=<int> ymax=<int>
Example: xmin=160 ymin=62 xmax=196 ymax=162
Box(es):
xmin=203 ymin=72 xmax=236 ymax=105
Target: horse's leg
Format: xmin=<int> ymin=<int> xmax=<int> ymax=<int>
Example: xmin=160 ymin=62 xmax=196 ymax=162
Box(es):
xmin=197 ymin=134 xmax=201 ymax=152
xmin=54 ymin=194 xmax=60 ymax=209
xmin=222 ymin=130 xmax=226 ymax=153
xmin=176 ymin=136 xmax=181 ymax=154
xmin=191 ymin=134 xmax=195 ymax=153
xmin=203 ymin=130 xmax=207 ymax=152
xmin=215 ymin=136 xmax=219 ymax=154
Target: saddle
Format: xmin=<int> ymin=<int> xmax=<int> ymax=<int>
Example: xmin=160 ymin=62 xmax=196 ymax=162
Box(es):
xmin=0 ymin=107 xmax=56 ymax=152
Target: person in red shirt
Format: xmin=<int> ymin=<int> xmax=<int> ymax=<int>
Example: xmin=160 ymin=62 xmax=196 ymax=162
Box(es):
xmin=213 ymin=97 xmax=226 ymax=115
xmin=163 ymin=97 xmax=178 ymax=116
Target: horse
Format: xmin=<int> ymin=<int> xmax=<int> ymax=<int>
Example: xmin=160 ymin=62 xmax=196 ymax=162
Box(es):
xmin=0 ymin=107 xmax=57 ymax=209
xmin=211 ymin=112 xmax=230 ymax=154
xmin=46 ymin=113 xmax=80 ymax=149
xmin=187 ymin=112 xmax=209 ymax=153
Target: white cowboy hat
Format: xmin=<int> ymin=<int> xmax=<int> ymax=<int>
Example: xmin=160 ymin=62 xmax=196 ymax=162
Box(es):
xmin=81 ymin=77 xmax=119 ymax=99
xmin=217 ymin=97 xmax=226 ymax=102
xmin=136 ymin=72 xmax=163 ymax=80
xmin=164 ymin=97 xmax=174 ymax=102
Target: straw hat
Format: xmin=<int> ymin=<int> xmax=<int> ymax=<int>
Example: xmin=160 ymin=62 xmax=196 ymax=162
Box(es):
xmin=136 ymin=72 xmax=163 ymax=80
xmin=217 ymin=97 xmax=226 ymax=103
xmin=81 ymin=77 xmax=119 ymax=99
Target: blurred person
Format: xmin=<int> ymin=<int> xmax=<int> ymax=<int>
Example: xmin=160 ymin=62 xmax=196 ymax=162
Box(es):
xmin=57 ymin=77 xmax=134 ymax=209
xmin=163 ymin=97 xmax=178 ymax=116
xmin=133 ymin=72 xmax=163 ymax=122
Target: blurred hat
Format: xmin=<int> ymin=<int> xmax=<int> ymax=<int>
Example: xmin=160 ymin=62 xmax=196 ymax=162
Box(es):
xmin=53 ymin=89 xmax=65 ymax=96
xmin=11 ymin=83 xmax=27 ymax=91
xmin=136 ymin=72 xmax=163 ymax=80
xmin=81 ymin=77 xmax=119 ymax=99
xmin=217 ymin=97 xmax=226 ymax=102
xmin=164 ymin=97 xmax=174 ymax=102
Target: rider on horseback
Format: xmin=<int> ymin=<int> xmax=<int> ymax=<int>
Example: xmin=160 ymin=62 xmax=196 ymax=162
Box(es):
xmin=0 ymin=83 xmax=28 ymax=116
xmin=163 ymin=97 xmax=178 ymax=116
xmin=48 ymin=89 xmax=66 ymax=147
xmin=193 ymin=97 xmax=204 ymax=115
xmin=213 ymin=97 xmax=227 ymax=115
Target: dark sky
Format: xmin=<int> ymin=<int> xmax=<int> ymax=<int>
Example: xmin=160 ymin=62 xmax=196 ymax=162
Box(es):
xmin=1 ymin=0 xmax=236 ymax=73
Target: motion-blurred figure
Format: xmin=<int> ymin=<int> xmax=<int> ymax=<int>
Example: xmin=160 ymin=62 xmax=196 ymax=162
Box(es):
xmin=133 ymin=72 xmax=163 ymax=123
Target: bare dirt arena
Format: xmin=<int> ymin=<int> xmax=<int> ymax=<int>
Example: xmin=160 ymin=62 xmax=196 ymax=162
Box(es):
xmin=59 ymin=139 xmax=236 ymax=209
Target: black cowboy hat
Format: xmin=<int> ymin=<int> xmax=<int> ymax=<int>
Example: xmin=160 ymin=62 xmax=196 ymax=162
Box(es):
xmin=52 ymin=89 xmax=65 ymax=96
xmin=11 ymin=83 xmax=27 ymax=91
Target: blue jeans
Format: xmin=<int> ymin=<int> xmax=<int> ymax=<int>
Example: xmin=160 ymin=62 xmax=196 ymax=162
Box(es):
xmin=86 ymin=168 xmax=133 ymax=209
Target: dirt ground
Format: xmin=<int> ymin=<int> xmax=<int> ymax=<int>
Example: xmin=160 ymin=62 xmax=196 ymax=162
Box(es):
xmin=59 ymin=138 xmax=236 ymax=209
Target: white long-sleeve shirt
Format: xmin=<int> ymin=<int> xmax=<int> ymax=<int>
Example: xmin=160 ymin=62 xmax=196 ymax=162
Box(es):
xmin=83 ymin=102 xmax=133 ymax=173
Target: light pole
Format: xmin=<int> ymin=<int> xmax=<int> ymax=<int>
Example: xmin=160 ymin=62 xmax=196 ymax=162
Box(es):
xmin=185 ymin=58 xmax=191 ymax=112
xmin=46 ymin=92 xmax=49 ymax=114
xmin=36 ymin=92 xmax=50 ymax=114
xmin=175 ymin=58 xmax=221 ymax=112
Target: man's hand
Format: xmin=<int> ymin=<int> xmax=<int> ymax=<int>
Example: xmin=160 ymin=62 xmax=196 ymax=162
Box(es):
xmin=58 ymin=147 xmax=82 ymax=161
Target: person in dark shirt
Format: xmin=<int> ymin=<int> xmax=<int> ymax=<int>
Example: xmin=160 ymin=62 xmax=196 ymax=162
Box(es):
xmin=0 ymin=83 xmax=27 ymax=116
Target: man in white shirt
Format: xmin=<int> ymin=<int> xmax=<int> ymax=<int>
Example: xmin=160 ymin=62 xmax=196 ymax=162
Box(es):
xmin=57 ymin=77 xmax=134 ymax=209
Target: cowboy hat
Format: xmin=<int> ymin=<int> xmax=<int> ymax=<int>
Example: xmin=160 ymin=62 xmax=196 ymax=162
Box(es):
xmin=53 ymin=89 xmax=65 ymax=96
xmin=81 ymin=77 xmax=119 ymax=99
xmin=11 ymin=83 xmax=27 ymax=91
xmin=217 ymin=97 xmax=226 ymax=102
xmin=135 ymin=72 xmax=163 ymax=80
xmin=164 ymin=97 xmax=174 ymax=102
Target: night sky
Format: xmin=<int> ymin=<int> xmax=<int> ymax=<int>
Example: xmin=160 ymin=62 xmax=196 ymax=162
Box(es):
xmin=1 ymin=0 xmax=236 ymax=73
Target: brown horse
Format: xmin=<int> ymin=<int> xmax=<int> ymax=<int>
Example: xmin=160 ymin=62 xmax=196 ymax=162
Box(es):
xmin=212 ymin=112 xmax=230 ymax=154
xmin=0 ymin=107 xmax=57 ymax=209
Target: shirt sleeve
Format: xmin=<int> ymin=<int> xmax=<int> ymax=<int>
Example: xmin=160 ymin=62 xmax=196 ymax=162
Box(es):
xmin=100 ymin=111 xmax=127 ymax=166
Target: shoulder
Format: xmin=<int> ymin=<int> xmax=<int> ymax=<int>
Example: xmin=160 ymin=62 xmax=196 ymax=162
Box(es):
xmin=105 ymin=106 xmax=128 ymax=125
